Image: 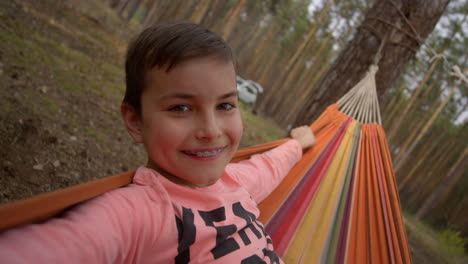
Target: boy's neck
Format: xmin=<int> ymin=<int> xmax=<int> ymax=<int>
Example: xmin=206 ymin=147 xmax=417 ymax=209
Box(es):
xmin=146 ymin=160 xmax=217 ymax=188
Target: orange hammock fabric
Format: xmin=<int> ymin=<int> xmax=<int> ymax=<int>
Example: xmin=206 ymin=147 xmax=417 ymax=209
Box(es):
xmin=257 ymin=105 xmax=411 ymax=263
xmin=0 ymin=104 xmax=411 ymax=263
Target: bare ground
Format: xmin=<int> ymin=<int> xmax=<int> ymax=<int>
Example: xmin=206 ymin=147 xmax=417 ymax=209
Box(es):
xmin=0 ymin=0 xmax=145 ymax=202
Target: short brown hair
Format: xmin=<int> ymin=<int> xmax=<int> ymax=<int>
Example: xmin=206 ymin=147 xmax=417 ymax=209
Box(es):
xmin=123 ymin=21 xmax=235 ymax=115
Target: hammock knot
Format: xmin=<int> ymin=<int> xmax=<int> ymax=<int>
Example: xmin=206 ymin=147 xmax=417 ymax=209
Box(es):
xmin=369 ymin=65 xmax=379 ymax=76
xmin=450 ymin=65 xmax=468 ymax=85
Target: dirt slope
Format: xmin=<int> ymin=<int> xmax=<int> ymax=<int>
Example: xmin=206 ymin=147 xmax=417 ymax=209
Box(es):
xmin=0 ymin=0 xmax=145 ymax=203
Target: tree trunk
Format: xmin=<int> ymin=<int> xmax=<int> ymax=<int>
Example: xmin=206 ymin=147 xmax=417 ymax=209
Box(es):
xmin=202 ymin=0 xmax=227 ymax=30
xmin=387 ymin=58 xmax=440 ymax=142
xmin=190 ymin=0 xmax=211 ymax=24
xmin=222 ymin=0 xmax=247 ymax=40
xmin=396 ymin=130 xmax=445 ymax=188
xmin=274 ymin=20 xmax=339 ymax=127
xmin=415 ymin=147 xmax=468 ymax=220
xmin=109 ymin=0 xmax=122 ymax=9
xmin=143 ymin=1 xmax=168 ymax=26
xmin=126 ymin=0 xmax=143 ymax=21
xmin=254 ymin=3 xmax=331 ymax=117
xmin=292 ymin=0 xmax=451 ymax=127
xmin=382 ymin=81 xmax=405 ymax=121
xmin=284 ymin=3 xmax=332 ymax=71
xmin=394 ymin=83 xmax=458 ymax=170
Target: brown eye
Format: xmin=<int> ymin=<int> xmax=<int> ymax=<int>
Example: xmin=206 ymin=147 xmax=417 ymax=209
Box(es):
xmin=218 ymin=103 xmax=235 ymax=111
xmin=169 ymin=105 xmax=190 ymax=112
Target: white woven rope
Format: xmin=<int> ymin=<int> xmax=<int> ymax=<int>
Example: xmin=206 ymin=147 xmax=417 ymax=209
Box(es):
xmin=337 ymin=65 xmax=382 ymax=125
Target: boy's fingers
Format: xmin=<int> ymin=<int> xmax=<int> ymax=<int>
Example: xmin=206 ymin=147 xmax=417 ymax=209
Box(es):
xmin=290 ymin=126 xmax=316 ymax=149
xmin=290 ymin=126 xmax=307 ymax=136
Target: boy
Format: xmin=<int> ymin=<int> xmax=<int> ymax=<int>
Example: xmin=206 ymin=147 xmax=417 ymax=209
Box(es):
xmin=0 ymin=21 xmax=315 ymax=263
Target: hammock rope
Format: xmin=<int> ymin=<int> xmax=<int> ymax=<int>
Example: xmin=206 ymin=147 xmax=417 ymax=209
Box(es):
xmin=255 ymin=64 xmax=411 ymax=263
xmin=337 ymin=65 xmax=382 ymax=125
xmin=0 ymin=65 xmax=412 ymax=263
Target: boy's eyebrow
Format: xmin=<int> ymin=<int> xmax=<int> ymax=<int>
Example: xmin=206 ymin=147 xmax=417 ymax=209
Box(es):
xmin=161 ymin=91 xmax=238 ymax=100
xmin=219 ymin=91 xmax=238 ymax=99
xmin=161 ymin=93 xmax=194 ymax=99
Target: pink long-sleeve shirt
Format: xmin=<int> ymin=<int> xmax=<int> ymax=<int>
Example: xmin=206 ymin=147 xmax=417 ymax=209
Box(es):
xmin=0 ymin=140 xmax=302 ymax=263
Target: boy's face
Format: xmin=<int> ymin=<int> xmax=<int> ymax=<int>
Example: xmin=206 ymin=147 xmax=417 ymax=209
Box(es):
xmin=124 ymin=57 xmax=243 ymax=187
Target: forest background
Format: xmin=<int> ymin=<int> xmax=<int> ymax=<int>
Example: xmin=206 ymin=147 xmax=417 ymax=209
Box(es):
xmin=0 ymin=0 xmax=466 ymax=263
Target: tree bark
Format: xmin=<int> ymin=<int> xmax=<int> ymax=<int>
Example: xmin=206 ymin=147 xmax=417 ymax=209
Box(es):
xmin=126 ymin=0 xmax=142 ymax=20
xmin=386 ymin=58 xmax=441 ymax=142
xmin=274 ymin=21 xmax=339 ymax=127
xmin=190 ymin=0 xmax=211 ymax=24
xmin=254 ymin=3 xmax=331 ymax=117
xmin=394 ymin=83 xmax=458 ymax=170
xmin=143 ymin=1 xmax=167 ymax=26
xmin=222 ymin=0 xmax=247 ymax=40
xmin=415 ymin=147 xmax=468 ymax=220
xmin=292 ymin=0 xmax=451 ymax=127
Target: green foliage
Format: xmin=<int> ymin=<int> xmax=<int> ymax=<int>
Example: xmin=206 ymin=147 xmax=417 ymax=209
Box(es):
xmin=238 ymin=101 xmax=285 ymax=148
xmin=404 ymin=212 xmax=468 ymax=263
xmin=275 ymin=0 xmax=313 ymax=50
xmin=333 ymin=0 xmax=371 ymax=17
xmin=439 ymin=229 xmax=466 ymax=254
xmin=131 ymin=5 xmax=147 ymax=23
xmin=245 ymin=0 xmax=267 ymax=14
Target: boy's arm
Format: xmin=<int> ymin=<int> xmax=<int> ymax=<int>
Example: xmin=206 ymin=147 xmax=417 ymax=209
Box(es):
xmin=227 ymin=126 xmax=315 ymax=203
xmin=0 ymin=186 xmax=160 ymax=263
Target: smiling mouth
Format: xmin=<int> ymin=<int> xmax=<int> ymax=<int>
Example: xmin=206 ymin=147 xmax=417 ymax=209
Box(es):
xmin=182 ymin=148 xmax=224 ymax=157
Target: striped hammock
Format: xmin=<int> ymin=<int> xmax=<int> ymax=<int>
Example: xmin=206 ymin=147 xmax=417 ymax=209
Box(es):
xmin=0 ymin=66 xmax=411 ymax=263
xmin=257 ymin=66 xmax=411 ymax=263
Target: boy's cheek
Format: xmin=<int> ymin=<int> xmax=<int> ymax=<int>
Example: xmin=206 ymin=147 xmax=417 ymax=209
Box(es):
xmin=232 ymin=120 xmax=244 ymax=147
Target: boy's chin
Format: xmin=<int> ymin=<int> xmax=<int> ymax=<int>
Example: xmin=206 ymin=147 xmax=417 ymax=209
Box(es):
xmin=190 ymin=181 xmax=217 ymax=188
xmin=146 ymin=161 xmax=224 ymax=187
xmin=166 ymin=173 xmax=219 ymax=187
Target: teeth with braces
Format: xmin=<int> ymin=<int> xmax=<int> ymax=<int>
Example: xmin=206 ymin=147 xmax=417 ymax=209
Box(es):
xmin=185 ymin=149 xmax=223 ymax=157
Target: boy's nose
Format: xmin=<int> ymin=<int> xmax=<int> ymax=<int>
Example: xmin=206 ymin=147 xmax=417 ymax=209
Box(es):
xmin=196 ymin=113 xmax=222 ymax=141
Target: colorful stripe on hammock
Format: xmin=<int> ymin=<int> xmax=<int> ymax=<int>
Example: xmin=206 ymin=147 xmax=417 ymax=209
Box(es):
xmin=256 ymin=104 xmax=411 ymax=264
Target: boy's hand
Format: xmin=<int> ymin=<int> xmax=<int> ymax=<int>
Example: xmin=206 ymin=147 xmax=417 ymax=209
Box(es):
xmin=290 ymin=126 xmax=316 ymax=150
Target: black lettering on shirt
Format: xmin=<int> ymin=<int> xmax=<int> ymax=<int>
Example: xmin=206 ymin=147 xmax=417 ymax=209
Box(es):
xmin=241 ymin=254 xmax=267 ymax=264
xmin=175 ymin=207 xmax=196 ymax=264
xmin=262 ymin=248 xmax=281 ymax=264
xmin=175 ymin=203 xmax=280 ymax=262
xmin=233 ymin=202 xmax=262 ymax=245
xmin=199 ymin=207 xmax=240 ymax=259
xmin=253 ymin=220 xmax=270 ymax=240
xmin=240 ymin=248 xmax=281 ymax=264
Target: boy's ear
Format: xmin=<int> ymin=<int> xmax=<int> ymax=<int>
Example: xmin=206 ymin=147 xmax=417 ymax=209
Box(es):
xmin=121 ymin=103 xmax=144 ymax=143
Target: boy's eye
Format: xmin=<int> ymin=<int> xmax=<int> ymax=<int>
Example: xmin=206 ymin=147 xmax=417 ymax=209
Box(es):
xmin=169 ymin=105 xmax=191 ymax=112
xmin=218 ymin=103 xmax=235 ymax=111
